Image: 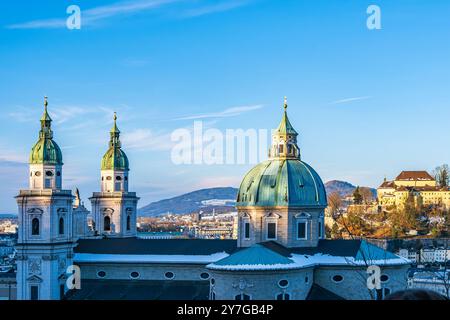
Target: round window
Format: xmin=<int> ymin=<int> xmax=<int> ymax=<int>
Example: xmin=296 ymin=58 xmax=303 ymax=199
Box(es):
xmin=97 ymin=271 xmax=106 ymax=278
xmin=56 ymin=171 xmax=61 ymax=177
xmin=106 ymin=176 xmax=112 ymax=181
xmin=130 ymin=272 xmax=140 ymax=279
xmin=380 ymin=274 xmax=389 ymax=282
xmin=46 ymin=171 xmax=54 ymax=177
xmin=116 ymin=176 xmax=122 ymax=181
xmin=200 ymin=273 xmax=210 ymax=280
xmin=278 ymin=279 xmax=289 ymax=288
xmin=165 ymin=272 xmax=175 ymax=279
xmin=332 ymin=275 xmax=344 ymax=283
xmin=35 ymin=171 xmax=41 ymax=177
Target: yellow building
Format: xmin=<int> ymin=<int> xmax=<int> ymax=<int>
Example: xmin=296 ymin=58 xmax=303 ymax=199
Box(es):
xmin=377 ymin=171 xmax=450 ymax=208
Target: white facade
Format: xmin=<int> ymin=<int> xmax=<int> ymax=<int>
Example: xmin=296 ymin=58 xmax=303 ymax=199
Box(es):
xmin=29 ymin=164 xmax=63 ymax=191
xmin=90 ymin=192 xmax=138 ymax=238
xmin=16 ymin=183 xmax=75 ymax=300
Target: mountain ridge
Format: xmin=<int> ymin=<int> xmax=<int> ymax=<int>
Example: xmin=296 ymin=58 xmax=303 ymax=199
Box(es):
xmin=138 ymin=180 xmax=377 ymax=217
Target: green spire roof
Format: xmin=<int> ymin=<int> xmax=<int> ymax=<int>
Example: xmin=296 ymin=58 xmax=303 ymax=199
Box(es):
xmin=29 ymin=97 xmax=63 ymax=165
xmin=276 ymin=97 xmax=298 ymax=135
xmin=101 ymin=113 xmax=129 ymax=171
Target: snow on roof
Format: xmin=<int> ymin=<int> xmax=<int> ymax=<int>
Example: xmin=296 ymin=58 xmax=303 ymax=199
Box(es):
xmin=74 ymin=252 xmax=229 ymax=264
xmin=207 ymin=241 xmax=411 ymax=271
xmin=74 ymin=240 xmax=411 ymax=270
xmin=207 ymin=252 xmax=410 ymax=271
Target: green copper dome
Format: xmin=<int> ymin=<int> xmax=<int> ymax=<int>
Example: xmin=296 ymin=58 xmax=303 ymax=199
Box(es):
xmin=237 ymin=159 xmax=327 ymax=208
xmin=101 ymin=113 xmax=129 ymax=171
xmin=237 ymin=98 xmax=327 ymax=208
xmin=29 ymin=97 xmax=63 ymax=165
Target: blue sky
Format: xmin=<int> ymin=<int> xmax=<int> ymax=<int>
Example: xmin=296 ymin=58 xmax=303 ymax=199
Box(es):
xmin=1 ymin=0 xmax=450 ymax=213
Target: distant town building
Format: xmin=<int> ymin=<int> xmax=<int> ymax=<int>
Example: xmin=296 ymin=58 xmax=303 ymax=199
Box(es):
xmin=398 ymin=246 xmax=450 ymax=264
xmin=377 ymin=171 xmax=450 ymax=208
xmin=409 ymin=270 xmax=450 ymax=298
xmin=0 ymin=221 xmax=17 ymax=234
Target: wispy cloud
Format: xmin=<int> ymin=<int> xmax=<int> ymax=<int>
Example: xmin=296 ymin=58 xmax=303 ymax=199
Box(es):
xmin=122 ymin=128 xmax=173 ymax=151
xmin=174 ymin=104 xmax=263 ymax=121
xmin=6 ymin=0 xmax=180 ymax=29
xmin=182 ymin=0 xmax=253 ymax=17
xmin=329 ymin=96 xmax=372 ymax=105
xmin=0 ymin=145 xmax=27 ymax=164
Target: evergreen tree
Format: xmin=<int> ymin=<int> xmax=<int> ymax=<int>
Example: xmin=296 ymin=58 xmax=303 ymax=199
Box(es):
xmin=353 ymin=186 xmax=363 ymax=205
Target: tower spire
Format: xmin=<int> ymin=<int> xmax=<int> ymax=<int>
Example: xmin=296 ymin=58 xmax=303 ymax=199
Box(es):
xmin=39 ymin=96 xmax=53 ymax=139
xmin=284 ymin=96 xmax=288 ymax=111
xmin=108 ymin=112 xmax=122 ymax=149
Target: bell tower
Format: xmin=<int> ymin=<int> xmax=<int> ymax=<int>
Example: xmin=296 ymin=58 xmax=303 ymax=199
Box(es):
xmin=90 ymin=113 xmax=139 ymax=238
xmin=29 ymin=97 xmax=63 ymax=190
xmin=15 ymin=97 xmax=75 ymax=300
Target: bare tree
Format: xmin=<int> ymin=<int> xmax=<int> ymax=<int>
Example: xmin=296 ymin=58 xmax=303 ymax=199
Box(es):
xmin=360 ymin=187 xmax=374 ymax=205
xmin=433 ymin=164 xmax=449 ymax=188
xmin=328 ymin=192 xmax=342 ymax=220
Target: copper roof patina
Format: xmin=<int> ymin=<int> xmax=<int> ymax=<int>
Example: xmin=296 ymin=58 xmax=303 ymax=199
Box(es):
xmin=101 ymin=113 xmax=129 ymax=171
xmin=29 ymin=97 xmax=63 ymax=166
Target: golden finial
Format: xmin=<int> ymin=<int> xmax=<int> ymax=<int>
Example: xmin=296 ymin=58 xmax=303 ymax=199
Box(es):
xmin=283 ymin=96 xmax=288 ymax=111
xmin=113 ymin=112 xmax=117 ymax=122
xmin=44 ymin=96 xmax=48 ymax=108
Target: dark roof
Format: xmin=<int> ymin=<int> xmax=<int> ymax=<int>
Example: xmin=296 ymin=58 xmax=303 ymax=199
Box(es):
xmin=75 ymin=238 xmax=238 ymax=255
xmin=289 ymin=240 xmax=363 ymax=257
xmin=306 ymin=284 xmax=345 ymax=300
xmin=0 ymin=269 xmax=16 ymax=281
xmin=260 ymin=241 xmax=292 ymax=257
xmin=66 ymin=280 xmax=209 ymax=300
xmin=395 ymin=171 xmax=434 ymax=181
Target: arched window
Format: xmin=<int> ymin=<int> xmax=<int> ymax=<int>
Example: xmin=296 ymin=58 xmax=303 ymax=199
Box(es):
xmin=126 ymin=215 xmax=131 ymax=231
xmin=104 ymin=216 xmax=111 ymax=231
xmin=287 ymin=144 xmax=292 ymax=155
xmin=31 ymin=218 xmax=40 ymax=236
xmin=59 ymin=217 xmax=64 ymax=235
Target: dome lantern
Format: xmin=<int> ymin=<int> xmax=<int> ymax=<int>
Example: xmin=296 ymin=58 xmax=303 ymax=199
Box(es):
xmin=269 ymin=97 xmax=301 ymax=160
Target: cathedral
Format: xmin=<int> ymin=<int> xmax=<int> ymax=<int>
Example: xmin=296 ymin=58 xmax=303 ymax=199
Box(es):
xmin=15 ymin=97 xmax=410 ymax=300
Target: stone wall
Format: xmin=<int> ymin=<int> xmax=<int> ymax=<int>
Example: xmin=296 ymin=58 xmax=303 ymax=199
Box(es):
xmin=210 ymin=268 xmax=314 ymax=300
xmin=314 ymin=265 xmax=410 ymax=300
xmin=77 ymin=262 xmax=212 ymax=282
